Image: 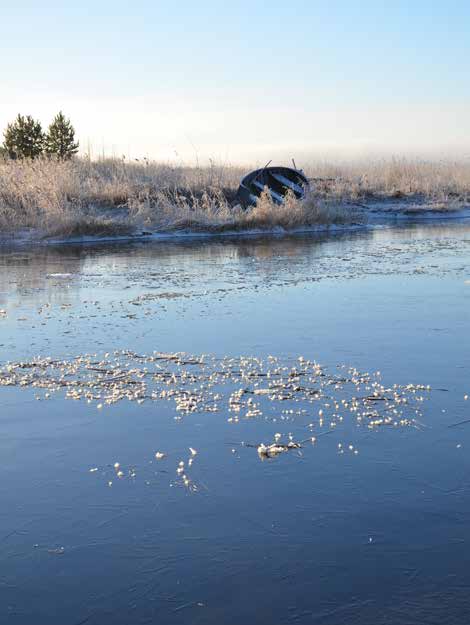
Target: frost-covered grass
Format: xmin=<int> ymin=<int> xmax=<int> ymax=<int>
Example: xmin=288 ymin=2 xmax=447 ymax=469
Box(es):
xmin=0 ymin=157 xmax=351 ymax=237
xmin=0 ymin=156 xmax=468 ymax=238
xmin=303 ymin=158 xmax=470 ymax=201
xmin=128 ymin=187 xmax=352 ymax=233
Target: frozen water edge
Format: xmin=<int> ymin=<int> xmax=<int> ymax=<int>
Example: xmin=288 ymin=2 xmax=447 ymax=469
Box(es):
xmin=0 ymin=222 xmax=369 ymax=248
xmin=1 ymin=204 xmax=469 ymax=248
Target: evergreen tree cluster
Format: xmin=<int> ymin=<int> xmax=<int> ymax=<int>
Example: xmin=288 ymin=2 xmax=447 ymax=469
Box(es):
xmin=2 ymin=112 xmax=79 ymax=160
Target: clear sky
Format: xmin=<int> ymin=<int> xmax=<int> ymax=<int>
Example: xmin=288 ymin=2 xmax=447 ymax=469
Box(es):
xmin=2 ymin=1 xmax=470 ymax=164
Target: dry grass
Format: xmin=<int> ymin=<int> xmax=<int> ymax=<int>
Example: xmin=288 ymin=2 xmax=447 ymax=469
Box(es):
xmin=128 ymin=188 xmax=352 ymax=233
xmin=303 ymin=158 xmax=470 ymax=200
xmin=0 ymin=156 xmax=469 ymax=239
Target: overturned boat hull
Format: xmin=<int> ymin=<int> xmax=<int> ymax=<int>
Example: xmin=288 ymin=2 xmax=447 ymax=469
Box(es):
xmin=237 ymin=166 xmax=309 ymax=208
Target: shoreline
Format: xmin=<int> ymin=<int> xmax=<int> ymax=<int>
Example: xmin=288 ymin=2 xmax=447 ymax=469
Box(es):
xmin=1 ymin=203 xmax=469 ymax=249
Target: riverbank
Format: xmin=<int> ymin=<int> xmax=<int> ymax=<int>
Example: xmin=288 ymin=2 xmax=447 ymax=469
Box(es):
xmin=1 ymin=156 xmax=469 ymax=242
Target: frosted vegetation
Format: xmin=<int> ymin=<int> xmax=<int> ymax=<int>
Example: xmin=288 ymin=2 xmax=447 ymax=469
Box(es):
xmin=0 ymin=156 xmax=469 ymax=238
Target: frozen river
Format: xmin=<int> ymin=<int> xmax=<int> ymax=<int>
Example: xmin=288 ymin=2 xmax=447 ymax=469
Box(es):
xmin=0 ymin=222 xmax=469 ymax=624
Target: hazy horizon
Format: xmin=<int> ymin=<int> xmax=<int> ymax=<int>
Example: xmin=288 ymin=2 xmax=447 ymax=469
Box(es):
xmin=2 ymin=1 xmax=470 ymax=165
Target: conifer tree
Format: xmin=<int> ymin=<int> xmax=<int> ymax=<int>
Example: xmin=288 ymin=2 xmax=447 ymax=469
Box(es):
xmin=45 ymin=112 xmax=79 ymax=159
xmin=3 ymin=114 xmax=45 ymax=159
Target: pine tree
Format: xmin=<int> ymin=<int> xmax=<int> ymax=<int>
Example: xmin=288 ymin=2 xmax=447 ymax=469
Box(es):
xmin=3 ymin=114 xmax=45 ymax=159
xmin=45 ymin=112 xmax=79 ymax=159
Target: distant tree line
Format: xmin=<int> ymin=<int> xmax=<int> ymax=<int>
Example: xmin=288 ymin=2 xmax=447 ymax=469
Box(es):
xmin=1 ymin=112 xmax=79 ymax=160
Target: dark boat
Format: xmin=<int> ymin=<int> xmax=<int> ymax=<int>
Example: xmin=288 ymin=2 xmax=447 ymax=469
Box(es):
xmin=237 ymin=165 xmax=310 ymax=208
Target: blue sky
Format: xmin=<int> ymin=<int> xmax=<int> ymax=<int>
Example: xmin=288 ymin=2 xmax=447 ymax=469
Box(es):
xmin=2 ymin=1 xmax=470 ymax=163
